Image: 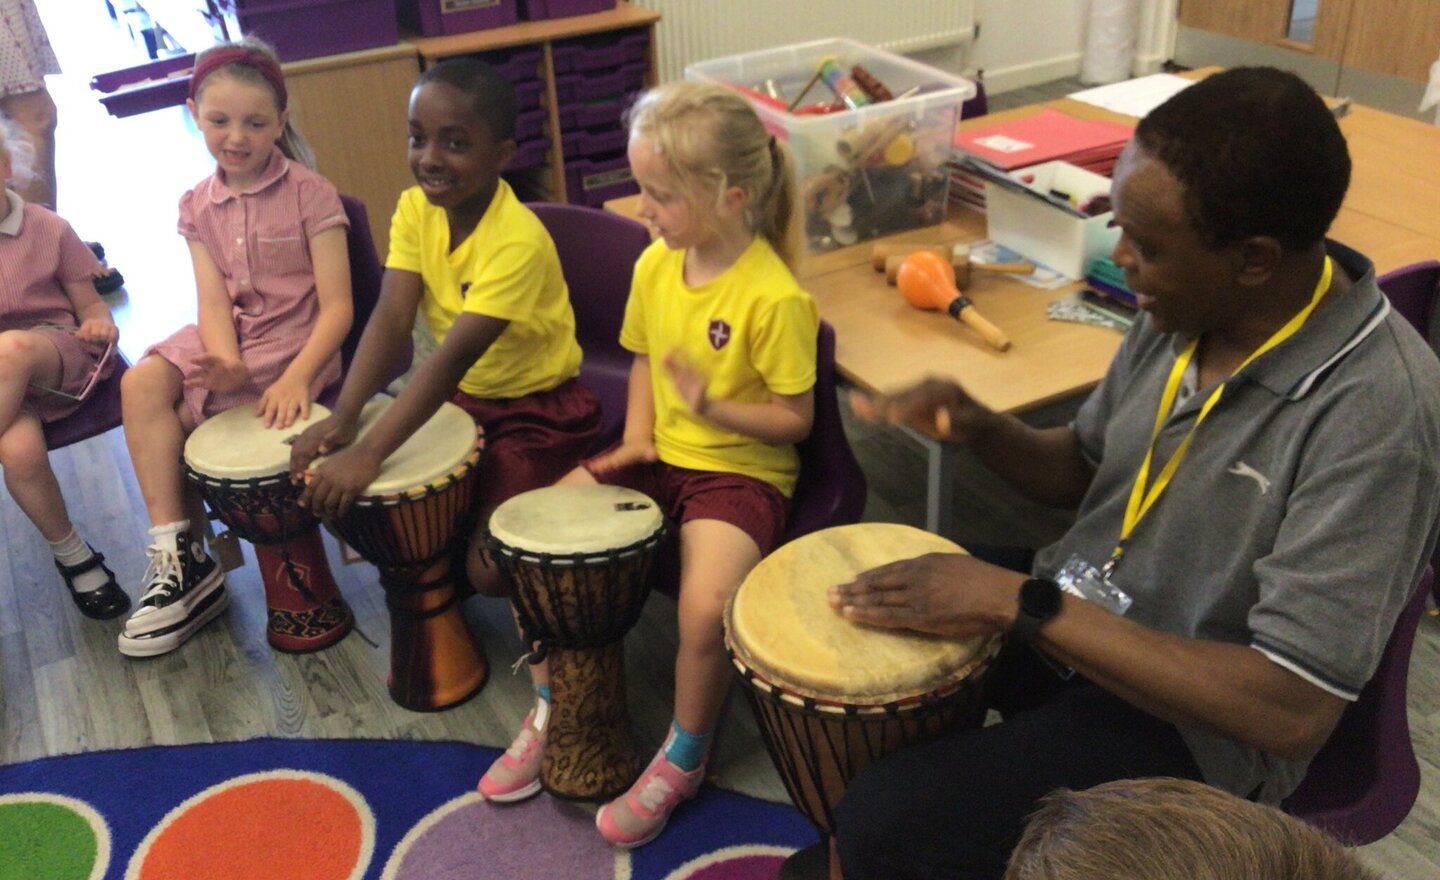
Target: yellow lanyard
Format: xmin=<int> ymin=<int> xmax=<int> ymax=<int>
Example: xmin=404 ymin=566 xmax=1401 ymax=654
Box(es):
xmin=1106 ymin=257 xmax=1333 ymax=576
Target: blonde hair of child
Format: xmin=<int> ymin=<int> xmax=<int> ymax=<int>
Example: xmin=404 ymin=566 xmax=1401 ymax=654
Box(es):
xmin=628 ymin=81 xmax=800 ymax=269
xmin=0 ymin=116 xmax=38 ymax=197
xmin=191 ymin=36 xmax=317 ymax=170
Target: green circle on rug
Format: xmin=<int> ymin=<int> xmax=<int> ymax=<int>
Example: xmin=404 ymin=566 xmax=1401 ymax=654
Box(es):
xmin=0 ymin=801 xmax=98 ymax=880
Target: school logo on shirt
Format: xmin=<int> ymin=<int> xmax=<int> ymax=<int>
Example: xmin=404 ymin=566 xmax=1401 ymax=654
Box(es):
xmin=708 ymin=319 xmax=731 ymax=351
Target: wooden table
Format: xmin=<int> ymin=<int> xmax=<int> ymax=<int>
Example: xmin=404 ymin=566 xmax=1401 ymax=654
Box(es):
xmin=606 ymin=88 xmax=1440 ymax=535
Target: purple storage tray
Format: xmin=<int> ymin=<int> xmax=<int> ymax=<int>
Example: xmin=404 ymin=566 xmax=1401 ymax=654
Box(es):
xmin=225 ymin=0 xmax=398 ymax=62
xmin=520 ymin=0 xmax=615 ymax=20
xmin=550 ymin=29 xmax=647 ymax=74
xmin=553 ymin=61 xmax=644 ymax=104
xmin=90 ymin=54 xmax=195 ymax=118
xmin=472 ymin=46 xmax=542 ymax=80
xmin=556 ymin=91 xmax=637 ymax=130
xmin=564 ymin=151 xmax=636 ymax=206
xmin=514 ymin=107 xmax=546 ymax=141
xmin=398 ymin=0 xmax=519 ymax=37
xmin=509 ymin=137 xmax=550 ymax=170
xmin=560 ymin=126 xmax=626 ymax=159
xmin=513 ymin=79 xmax=544 ymax=110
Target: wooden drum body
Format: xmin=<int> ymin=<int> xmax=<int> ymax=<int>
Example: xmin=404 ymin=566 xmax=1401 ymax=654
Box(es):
xmin=725 ymin=523 xmax=1001 ymax=835
xmin=183 ymin=404 xmax=353 ymax=653
xmin=487 ymin=485 xmax=665 ymax=801
xmin=323 ymin=400 xmax=487 ymax=712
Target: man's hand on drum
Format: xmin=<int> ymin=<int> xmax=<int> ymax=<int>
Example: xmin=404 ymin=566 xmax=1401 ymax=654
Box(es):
xmin=850 ymin=377 xmax=991 ymax=443
xmin=256 ymin=372 xmax=311 ymax=429
xmin=298 ymin=445 xmax=384 ymax=518
xmin=186 ymin=352 xmax=250 ymax=394
xmin=827 ymin=552 xmax=1022 ymax=639
xmin=588 ymin=438 xmax=659 ymax=475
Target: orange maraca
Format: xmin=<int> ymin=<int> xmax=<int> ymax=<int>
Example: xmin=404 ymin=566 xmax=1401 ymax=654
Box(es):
xmin=896 ymin=251 xmax=1012 ymax=351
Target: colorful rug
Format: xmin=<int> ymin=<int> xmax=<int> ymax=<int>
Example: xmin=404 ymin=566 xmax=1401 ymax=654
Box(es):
xmin=0 ymin=738 xmax=818 ymax=880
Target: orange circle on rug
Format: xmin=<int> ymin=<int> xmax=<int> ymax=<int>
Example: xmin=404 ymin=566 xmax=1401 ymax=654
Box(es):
xmin=132 ymin=773 xmax=369 ymax=880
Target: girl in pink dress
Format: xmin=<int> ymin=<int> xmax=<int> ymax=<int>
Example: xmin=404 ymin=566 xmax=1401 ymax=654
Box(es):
xmin=117 ymin=38 xmax=353 ymax=657
xmin=0 ymin=117 xmax=128 ymax=620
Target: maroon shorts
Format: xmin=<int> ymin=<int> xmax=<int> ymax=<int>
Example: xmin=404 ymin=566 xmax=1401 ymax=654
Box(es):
xmin=582 ymin=450 xmax=790 ymax=556
xmin=450 ymin=377 xmax=602 ymax=514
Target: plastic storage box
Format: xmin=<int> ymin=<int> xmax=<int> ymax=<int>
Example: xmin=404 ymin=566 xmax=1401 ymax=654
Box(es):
xmin=217 ymin=0 xmax=399 ymax=62
xmin=521 ymin=0 xmax=615 ymax=19
xmin=686 ymin=38 xmax=976 ymax=253
xmin=551 ymin=28 xmax=648 ymax=74
xmin=565 ymin=152 xmax=637 ymax=206
xmin=983 ymin=161 xmax=1120 ymax=279
xmin=397 ymin=0 xmax=519 ymax=37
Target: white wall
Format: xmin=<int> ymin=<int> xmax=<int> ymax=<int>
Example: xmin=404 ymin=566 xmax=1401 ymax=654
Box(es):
xmin=910 ymin=0 xmax=1177 ymax=94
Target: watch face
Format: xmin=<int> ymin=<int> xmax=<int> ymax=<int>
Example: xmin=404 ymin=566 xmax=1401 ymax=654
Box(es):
xmin=1022 ymin=577 xmax=1063 ymax=617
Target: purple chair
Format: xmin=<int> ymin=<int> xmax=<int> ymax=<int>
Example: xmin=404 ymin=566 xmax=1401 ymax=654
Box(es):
xmin=529 ymin=201 xmax=651 ymax=449
xmin=1281 ymin=564 xmax=1431 ymax=844
xmin=42 ymin=353 xmax=131 ymax=450
xmin=319 ymin=195 xmax=412 ymax=407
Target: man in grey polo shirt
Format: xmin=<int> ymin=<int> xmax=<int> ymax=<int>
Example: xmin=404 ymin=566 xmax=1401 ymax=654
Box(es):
xmin=823 ymin=67 xmax=1440 ymax=880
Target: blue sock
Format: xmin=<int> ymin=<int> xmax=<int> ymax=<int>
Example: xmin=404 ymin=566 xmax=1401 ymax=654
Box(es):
xmin=535 ymin=683 xmax=551 ymax=703
xmin=663 ymin=719 xmax=711 ymax=771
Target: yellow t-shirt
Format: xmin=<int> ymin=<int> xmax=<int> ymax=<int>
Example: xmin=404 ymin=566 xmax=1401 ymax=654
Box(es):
xmin=385 ymin=181 xmax=583 ymax=398
xmin=621 ymin=236 xmax=818 ymax=496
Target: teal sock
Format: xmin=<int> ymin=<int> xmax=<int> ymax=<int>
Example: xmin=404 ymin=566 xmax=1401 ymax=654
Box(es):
xmin=535 ymin=683 xmax=551 ymax=702
xmin=663 ymin=719 xmax=711 ymax=771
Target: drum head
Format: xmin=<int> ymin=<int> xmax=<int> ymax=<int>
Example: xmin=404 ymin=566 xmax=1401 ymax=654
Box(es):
xmin=183 ymin=403 xmax=333 ymax=479
xmin=727 ymin=523 xmax=992 ymax=706
xmin=346 ymin=400 xmax=479 ymax=496
xmin=488 ymin=485 xmax=663 ymax=556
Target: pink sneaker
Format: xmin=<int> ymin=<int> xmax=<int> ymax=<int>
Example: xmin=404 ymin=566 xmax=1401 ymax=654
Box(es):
xmin=595 ymin=746 xmax=704 ymax=848
xmin=477 ymin=709 xmax=546 ymax=803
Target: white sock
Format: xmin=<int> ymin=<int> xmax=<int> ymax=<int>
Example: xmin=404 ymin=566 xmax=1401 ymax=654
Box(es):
xmin=149 ymin=520 xmax=189 ymax=554
xmin=50 ymin=530 xmax=109 ymax=593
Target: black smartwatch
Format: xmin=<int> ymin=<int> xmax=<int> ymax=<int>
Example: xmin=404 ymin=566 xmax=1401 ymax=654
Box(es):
xmin=1010 ymin=576 xmax=1063 ymax=645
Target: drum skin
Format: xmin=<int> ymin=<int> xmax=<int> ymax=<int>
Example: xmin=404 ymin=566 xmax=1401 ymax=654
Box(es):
xmin=321 ymin=400 xmax=488 ymax=712
xmin=184 ymin=405 xmax=352 ymax=654
xmin=725 ymin=523 xmax=1001 ymax=834
xmin=487 ymin=485 xmax=665 ymax=801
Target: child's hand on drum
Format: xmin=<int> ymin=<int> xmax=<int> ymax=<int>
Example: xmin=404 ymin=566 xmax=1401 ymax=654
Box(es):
xmin=827 ymin=552 xmax=1023 ymax=639
xmin=75 ymin=317 xmax=118 ymax=345
xmin=187 ymin=352 xmax=250 ymax=393
xmin=662 ymin=349 xmax=711 ymax=417
xmin=299 ymin=445 xmax=383 ymax=518
xmin=589 ymin=439 xmax=659 ymax=475
xmin=256 ymin=373 xmax=310 ymax=429
xmin=850 ymin=378 xmax=988 ymax=442
xmin=289 ymin=413 xmax=359 ymax=475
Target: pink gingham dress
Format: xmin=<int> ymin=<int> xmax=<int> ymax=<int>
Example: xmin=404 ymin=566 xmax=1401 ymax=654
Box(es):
xmin=0 ymin=0 xmax=60 ymax=97
xmin=146 ymin=149 xmax=348 ymax=423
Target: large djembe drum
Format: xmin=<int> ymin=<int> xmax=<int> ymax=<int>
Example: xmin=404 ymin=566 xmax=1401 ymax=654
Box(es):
xmin=322 ymin=400 xmax=487 ymax=711
xmin=725 ymin=523 xmax=1001 ymax=836
xmin=486 ymin=484 xmax=666 ymax=801
xmin=183 ymin=404 xmax=353 ymax=653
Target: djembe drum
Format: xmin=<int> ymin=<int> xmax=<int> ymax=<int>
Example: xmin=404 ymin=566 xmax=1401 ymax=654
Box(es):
xmin=486 ymin=484 xmax=666 ymax=801
xmin=183 ymin=404 xmax=353 ymax=653
xmin=725 ymin=523 xmax=1001 ymax=836
xmin=322 ymin=399 xmax=487 ymax=711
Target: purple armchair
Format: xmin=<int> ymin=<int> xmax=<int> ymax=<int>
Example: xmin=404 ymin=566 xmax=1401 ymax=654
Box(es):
xmin=1281 ymin=565 xmax=1431 ymax=844
xmin=529 ymin=201 xmax=650 ymax=449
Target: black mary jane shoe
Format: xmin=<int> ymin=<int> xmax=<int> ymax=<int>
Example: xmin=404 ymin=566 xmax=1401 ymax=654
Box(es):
xmin=56 ymin=550 xmax=132 ymax=620
xmin=93 ymin=268 xmax=125 ymax=295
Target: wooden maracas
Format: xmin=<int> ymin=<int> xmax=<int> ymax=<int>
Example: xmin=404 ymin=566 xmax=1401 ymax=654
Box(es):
xmin=896 ymin=251 xmax=1012 ymax=352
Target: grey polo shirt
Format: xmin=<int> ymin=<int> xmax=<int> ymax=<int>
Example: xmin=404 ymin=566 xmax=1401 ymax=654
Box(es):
xmin=1033 ymin=242 xmax=1440 ymax=803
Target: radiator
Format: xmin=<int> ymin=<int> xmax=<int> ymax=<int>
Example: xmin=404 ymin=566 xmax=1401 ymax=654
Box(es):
xmin=631 ymin=0 xmax=977 ymax=83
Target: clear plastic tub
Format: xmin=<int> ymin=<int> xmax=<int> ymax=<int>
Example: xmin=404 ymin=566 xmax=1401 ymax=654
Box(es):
xmin=686 ymin=38 xmax=976 ymax=252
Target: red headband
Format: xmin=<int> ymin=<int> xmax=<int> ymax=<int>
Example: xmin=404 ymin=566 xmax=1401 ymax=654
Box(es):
xmin=188 ymin=47 xmax=288 ymax=111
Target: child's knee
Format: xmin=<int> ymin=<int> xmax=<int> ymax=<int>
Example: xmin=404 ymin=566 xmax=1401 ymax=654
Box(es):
xmin=0 ymin=330 xmax=42 ymax=372
xmin=122 ymin=357 xmax=177 ymax=405
xmin=0 ymin=426 xmax=50 ymax=473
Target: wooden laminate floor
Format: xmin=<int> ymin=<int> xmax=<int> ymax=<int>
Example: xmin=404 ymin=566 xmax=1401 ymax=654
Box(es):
xmin=3 ymin=12 xmax=1437 ymax=877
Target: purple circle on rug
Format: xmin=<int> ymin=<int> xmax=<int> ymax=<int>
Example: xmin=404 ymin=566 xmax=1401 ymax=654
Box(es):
xmin=676 ymin=853 xmax=788 ymax=879
xmin=386 ymin=795 xmax=614 ymax=879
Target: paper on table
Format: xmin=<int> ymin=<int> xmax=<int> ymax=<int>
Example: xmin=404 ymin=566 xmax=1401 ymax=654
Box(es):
xmin=1067 ymin=73 xmax=1195 ymax=118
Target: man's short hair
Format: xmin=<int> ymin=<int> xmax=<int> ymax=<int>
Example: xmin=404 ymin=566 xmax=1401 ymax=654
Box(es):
xmin=1135 ymin=67 xmax=1350 ymax=252
xmin=415 ymin=58 xmax=517 ymax=142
